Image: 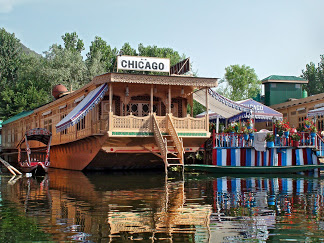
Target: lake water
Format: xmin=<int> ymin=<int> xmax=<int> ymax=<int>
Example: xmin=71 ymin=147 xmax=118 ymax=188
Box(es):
xmin=0 ymin=169 xmax=324 ymax=242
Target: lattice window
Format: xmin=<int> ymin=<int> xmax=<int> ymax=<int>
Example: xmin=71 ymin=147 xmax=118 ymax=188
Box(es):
xmin=77 ymin=117 xmax=86 ymax=131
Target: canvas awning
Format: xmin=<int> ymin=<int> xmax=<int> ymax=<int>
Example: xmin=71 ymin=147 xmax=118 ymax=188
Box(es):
xmin=231 ymin=99 xmax=283 ymax=122
xmin=308 ymin=106 xmax=324 ymax=117
xmin=56 ymin=83 xmax=108 ymax=133
xmin=193 ymin=89 xmax=251 ymax=118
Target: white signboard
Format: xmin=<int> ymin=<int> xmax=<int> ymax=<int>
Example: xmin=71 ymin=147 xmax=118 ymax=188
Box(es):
xmin=117 ymin=56 xmax=170 ymax=73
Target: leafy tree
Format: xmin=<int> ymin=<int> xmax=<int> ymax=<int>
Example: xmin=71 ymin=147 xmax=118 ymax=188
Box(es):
xmin=120 ymin=42 xmax=137 ymax=56
xmin=44 ymin=43 xmax=87 ymax=91
xmin=86 ymin=36 xmax=118 ymax=75
xmin=61 ymin=32 xmax=84 ymax=53
xmin=138 ymin=44 xmax=184 ymax=66
xmin=302 ymin=55 xmax=324 ymax=96
xmin=0 ymin=28 xmax=21 ymax=84
xmin=218 ymin=64 xmax=260 ymax=101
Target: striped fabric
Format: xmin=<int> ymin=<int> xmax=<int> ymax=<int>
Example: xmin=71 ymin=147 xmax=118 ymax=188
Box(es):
xmin=56 ymin=83 xmax=108 ymax=133
xmin=213 ymin=148 xmax=318 ymax=167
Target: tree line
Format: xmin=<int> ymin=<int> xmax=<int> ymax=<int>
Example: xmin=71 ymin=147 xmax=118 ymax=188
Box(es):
xmin=0 ymin=29 xmax=185 ymax=119
xmin=0 ymin=27 xmax=323 ymax=120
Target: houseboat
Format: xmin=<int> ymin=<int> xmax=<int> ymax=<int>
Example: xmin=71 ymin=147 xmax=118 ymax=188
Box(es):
xmin=1 ymin=71 xmax=218 ymax=171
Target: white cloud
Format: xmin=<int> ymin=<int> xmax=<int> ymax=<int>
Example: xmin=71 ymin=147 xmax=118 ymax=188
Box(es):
xmin=0 ymin=0 xmax=37 ymax=13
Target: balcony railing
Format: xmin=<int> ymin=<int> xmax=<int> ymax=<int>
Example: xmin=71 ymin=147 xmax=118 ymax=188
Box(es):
xmin=107 ymin=112 xmax=208 ymax=135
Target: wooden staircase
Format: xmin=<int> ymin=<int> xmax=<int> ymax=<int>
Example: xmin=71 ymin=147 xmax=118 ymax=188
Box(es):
xmin=152 ymin=114 xmax=184 ymax=172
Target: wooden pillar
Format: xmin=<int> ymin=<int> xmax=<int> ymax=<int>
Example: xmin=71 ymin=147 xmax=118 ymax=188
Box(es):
xmin=190 ymin=93 xmax=194 ymax=117
xmin=150 ymin=84 xmax=154 ymax=114
xmin=168 ymin=85 xmax=171 ymax=114
xmin=206 ymin=88 xmax=209 ymax=131
xmin=109 ymin=83 xmax=113 ymax=113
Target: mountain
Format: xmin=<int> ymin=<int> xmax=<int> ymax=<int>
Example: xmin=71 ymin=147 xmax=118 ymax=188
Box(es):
xmin=20 ymin=43 xmax=41 ymax=56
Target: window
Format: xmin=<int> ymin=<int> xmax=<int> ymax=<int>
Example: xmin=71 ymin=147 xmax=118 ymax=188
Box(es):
xmin=77 ymin=117 xmax=86 ymax=131
xmin=60 ymin=114 xmax=67 ymax=134
xmin=44 ymin=119 xmax=52 ymax=133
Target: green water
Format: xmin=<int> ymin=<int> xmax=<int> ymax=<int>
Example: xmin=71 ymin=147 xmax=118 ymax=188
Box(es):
xmin=0 ymin=169 xmax=324 ymax=242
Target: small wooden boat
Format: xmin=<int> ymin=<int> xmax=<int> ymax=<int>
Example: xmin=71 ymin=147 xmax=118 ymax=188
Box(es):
xmin=17 ymin=128 xmax=52 ymax=175
xmin=185 ymin=164 xmax=324 ymax=174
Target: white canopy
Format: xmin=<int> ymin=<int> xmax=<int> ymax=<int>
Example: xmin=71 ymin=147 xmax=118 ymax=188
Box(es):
xmin=308 ymin=106 xmax=324 ymax=117
xmin=56 ymin=83 xmax=108 ymax=133
xmin=193 ymin=89 xmax=251 ymax=118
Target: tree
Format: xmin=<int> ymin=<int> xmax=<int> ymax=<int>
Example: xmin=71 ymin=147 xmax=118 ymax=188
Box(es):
xmin=44 ymin=44 xmax=87 ymax=91
xmin=86 ymin=36 xmax=118 ymax=75
xmin=302 ymin=55 xmax=324 ymax=96
xmin=61 ymin=32 xmax=84 ymax=53
xmin=218 ymin=64 xmax=260 ymax=101
xmin=137 ymin=44 xmax=184 ymax=66
xmin=0 ymin=28 xmax=21 ymax=85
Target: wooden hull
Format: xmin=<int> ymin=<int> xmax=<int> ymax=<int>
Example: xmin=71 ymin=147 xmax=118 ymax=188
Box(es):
xmin=49 ymin=134 xmax=108 ymax=170
xmin=20 ymin=162 xmax=48 ymax=175
xmin=185 ymin=164 xmax=324 ymax=174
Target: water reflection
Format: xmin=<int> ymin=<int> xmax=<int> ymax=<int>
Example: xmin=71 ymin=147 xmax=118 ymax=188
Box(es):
xmin=1 ymin=170 xmax=324 ymax=242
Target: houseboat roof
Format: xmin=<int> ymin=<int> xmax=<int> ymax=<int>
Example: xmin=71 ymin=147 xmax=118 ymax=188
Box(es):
xmin=93 ymin=72 xmax=219 ymax=87
xmin=262 ymin=75 xmax=308 ymax=84
xmin=2 ymin=110 xmax=34 ymax=125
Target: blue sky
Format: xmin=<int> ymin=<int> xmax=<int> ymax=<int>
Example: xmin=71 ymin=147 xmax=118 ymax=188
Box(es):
xmin=1 ymin=0 xmax=323 ymax=80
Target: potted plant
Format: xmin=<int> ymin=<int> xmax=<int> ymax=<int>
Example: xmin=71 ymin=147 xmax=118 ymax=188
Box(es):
xmin=282 ymin=119 xmax=290 ymax=138
xmin=305 ymin=118 xmax=312 ymax=128
xmin=265 ymin=133 xmax=275 ymax=148
xmin=274 ymin=120 xmax=283 ymax=136
xmin=246 ymin=119 xmax=252 ymax=130
xmin=242 ymin=127 xmax=249 ymax=140
xmin=291 ymin=133 xmax=301 ymax=147
xmin=227 ymin=125 xmax=235 ymax=133
xmin=309 ymin=125 xmax=317 ymax=138
xmin=248 ymin=128 xmax=256 ymax=140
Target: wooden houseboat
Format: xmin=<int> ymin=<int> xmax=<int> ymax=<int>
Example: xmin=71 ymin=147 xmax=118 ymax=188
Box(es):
xmin=1 ymin=72 xmax=218 ymax=171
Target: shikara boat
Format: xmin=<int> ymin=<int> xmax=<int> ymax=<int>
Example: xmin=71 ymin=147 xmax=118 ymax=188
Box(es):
xmin=17 ymin=128 xmax=52 ymax=175
xmin=1 ymin=72 xmax=218 ymax=171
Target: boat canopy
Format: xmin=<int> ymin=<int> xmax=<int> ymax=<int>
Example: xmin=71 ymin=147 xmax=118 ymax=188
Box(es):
xmin=196 ymin=98 xmax=283 ymax=123
xmin=307 ymin=106 xmax=324 ymax=118
xmin=193 ymin=89 xmax=251 ymax=118
xmin=17 ymin=128 xmax=52 ymax=147
xmin=56 ymin=83 xmax=108 ymax=133
xmin=231 ymin=99 xmax=283 ymax=122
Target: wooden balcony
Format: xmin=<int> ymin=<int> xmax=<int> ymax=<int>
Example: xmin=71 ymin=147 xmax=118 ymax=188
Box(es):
xmin=106 ymin=112 xmax=209 ymax=137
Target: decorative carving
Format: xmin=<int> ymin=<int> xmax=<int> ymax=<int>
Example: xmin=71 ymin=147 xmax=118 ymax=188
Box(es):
xmin=167 ymin=114 xmax=184 ymax=164
xmin=93 ymin=73 xmax=218 ymax=87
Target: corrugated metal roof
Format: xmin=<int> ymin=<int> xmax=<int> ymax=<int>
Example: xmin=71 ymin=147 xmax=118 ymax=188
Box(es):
xmin=2 ymin=110 xmax=34 ymax=125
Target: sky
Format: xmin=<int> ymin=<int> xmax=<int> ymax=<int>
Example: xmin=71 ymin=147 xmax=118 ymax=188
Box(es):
xmin=0 ymin=0 xmax=323 ymax=80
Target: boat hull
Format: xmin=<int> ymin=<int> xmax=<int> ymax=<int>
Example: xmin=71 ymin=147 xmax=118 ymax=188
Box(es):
xmin=20 ymin=162 xmax=48 ymax=175
xmin=185 ymin=164 xmax=324 ymax=174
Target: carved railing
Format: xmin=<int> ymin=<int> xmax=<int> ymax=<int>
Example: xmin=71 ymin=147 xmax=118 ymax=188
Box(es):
xmin=111 ymin=114 xmax=151 ymax=131
xmin=167 ymin=114 xmax=184 ymax=164
xmin=152 ymin=114 xmax=167 ymax=165
xmin=172 ymin=116 xmax=207 ymax=131
xmin=108 ymin=113 xmax=208 ymax=135
xmin=155 ymin=115 xmax=167 ymax=133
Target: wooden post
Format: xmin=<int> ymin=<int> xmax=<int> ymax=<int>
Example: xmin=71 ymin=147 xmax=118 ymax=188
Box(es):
xmin=190 ymin=94 xmax=194 ymax=117
xmin=206 ymin=88 xmax=209 ymax=132
xmin=168 ymin=85 xmax=171 ymax=114
xmin=150 ymin=84 xmax=154 ymax=114
xmin=109 ymin=83 xmax=113 ymax=113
